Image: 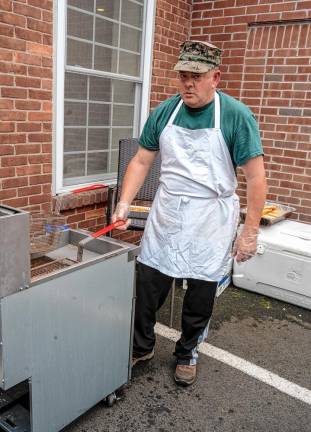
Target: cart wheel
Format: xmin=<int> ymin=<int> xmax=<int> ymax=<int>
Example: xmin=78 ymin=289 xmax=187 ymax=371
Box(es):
xmin=106 ymin=392 xmax=117 ymax=407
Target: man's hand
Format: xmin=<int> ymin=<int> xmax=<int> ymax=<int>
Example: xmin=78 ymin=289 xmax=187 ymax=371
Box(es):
xmin=232 ymin=227 xmax=259 ymax=263
xmin=112 ymin=202 xmax=131 ymax=230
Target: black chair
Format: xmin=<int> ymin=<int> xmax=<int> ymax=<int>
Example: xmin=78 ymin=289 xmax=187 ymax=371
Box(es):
xmin=107 ymin=138 xmax=176 ymax=327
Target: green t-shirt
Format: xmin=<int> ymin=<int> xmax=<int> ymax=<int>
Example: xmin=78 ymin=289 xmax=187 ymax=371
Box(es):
xmin=139 ymin=91 xmax=263 ymax=167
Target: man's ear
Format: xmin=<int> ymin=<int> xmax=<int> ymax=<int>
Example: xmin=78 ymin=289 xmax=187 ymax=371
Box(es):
xmin=213 ymin=70 xmax=221 ymax=87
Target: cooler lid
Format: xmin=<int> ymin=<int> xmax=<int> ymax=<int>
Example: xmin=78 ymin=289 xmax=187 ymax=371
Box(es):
xmin=258 ymin=220 xmax=311 ymax=257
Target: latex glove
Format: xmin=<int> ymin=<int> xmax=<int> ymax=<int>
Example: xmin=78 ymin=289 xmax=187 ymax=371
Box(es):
xmin=112 ymin=201 xmax=131 ymax=230
xmin=232 ymin=227 xmax=259 ymax=263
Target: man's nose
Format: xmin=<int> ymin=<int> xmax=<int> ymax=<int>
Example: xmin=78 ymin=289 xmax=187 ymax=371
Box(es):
xmin=184 ymin=79 xmax=193 ymax=88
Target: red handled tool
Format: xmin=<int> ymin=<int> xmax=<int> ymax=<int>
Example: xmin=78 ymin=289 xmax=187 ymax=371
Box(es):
xmin=76 ymin=220 xmax=126 ymax=262
xmin=72 ymin=184 xmax=107 ymax=194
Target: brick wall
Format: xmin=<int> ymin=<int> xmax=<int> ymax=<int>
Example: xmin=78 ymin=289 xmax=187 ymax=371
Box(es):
xmin=0 ymin=0 xmax=53 ymax=214
xmin=150 ymin=0 xmax=192 ymax=108
xmin=191 ymin=0 xmax=311 ymax=223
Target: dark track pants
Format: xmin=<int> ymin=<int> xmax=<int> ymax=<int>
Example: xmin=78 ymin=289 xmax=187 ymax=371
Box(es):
xmin=133 ymin=262 xmax=218 ymax=365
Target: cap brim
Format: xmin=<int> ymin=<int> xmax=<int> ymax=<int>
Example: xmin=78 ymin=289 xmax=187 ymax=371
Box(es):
xmin=174 ymin=61 xmax=215 ymax=73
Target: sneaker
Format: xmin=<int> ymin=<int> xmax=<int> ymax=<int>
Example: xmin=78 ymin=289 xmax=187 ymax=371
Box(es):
xmin=132 ymin=349 xmax=155 ymax=367
xmin=174 ymin=364 xmax=196 ymax=386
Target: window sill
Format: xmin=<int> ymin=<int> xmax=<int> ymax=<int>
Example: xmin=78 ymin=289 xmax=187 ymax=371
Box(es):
xmin=52 ymin=187 xmax=108 ymax=212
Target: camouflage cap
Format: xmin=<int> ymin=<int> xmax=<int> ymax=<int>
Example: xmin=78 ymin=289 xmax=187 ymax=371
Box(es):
xmin=174 ymin=40 xmax=222 ymax=73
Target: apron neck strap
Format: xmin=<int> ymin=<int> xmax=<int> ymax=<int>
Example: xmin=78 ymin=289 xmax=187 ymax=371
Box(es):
xmin=168 ymin=93 xmax=220 ymax=128
xmin=214 ymin=91 xmax=220 ymax=129
xmin=168 ymin=99 xmax=183 ymax=125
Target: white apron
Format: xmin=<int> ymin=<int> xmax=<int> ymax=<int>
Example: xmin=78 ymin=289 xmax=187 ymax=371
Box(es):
xmin=138 ymin=92 xmax=240 ymax=282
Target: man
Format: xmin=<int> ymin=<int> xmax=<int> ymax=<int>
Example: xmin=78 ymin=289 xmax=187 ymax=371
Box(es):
xmin=112 ymin=40 xmax=266 ymax=386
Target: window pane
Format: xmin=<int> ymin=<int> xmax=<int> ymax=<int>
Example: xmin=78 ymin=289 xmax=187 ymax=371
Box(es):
xmin=95 ymin=18 xmax=119 ymax=47
xmin=89 ymin=103 xmax=110 ymax=126
xmin=95 ymin=0 xmax=120 ymax=20
xmin=68 ymin=0 xmax=94 ymax=11
xmin=119 ymin=51 xmax=140 ymax=76
xmin=88 ymin=128 xmax=109 ymax=150
xmin=94 ymin=45 xmax=117 ymax=73
xmin=113 ymin=80 xmax=135 ymax=104
xmin=64 ymin=154 xmax=85 ymax=178
xmin=67 ymin=9 xmax=93 ymax=41
xmin=65 ymin=73 xmax=88 ymax=100
xmin=64 ymin=102 xmax=87 ymax=126
xmin=64 ymin=128 xmax=86 ymax=151
xmin=89 ymin=76 xmax=111 ymax=102
xmin=111 ymin=128 xmax=132 ymax=148
xmin=120 ymin=25 xmax=141 ymax=52
xmin=110 ymin=150 xmax=119 ymax=172
xmin=113 ymin=105 xmax=134 ymax=126
xmin=67 ymin=38 xmax=92 ymax=68
xmin=87 ymin=152 xmax=108 ymax=175
xmin=121 ymin=0 xmax=143 ymax=28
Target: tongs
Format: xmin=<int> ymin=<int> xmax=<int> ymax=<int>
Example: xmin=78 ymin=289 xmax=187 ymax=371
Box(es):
xmin=77 ymin=220 xmax=126 ymax=262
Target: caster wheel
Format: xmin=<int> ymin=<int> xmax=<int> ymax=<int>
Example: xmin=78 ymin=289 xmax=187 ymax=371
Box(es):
xmin=105 ymin=392 xmax=117 ymax=407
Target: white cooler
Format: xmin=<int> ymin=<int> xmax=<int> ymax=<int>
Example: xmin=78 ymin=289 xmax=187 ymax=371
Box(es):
xmin=233 ymin=220 xmax=311 ymax=310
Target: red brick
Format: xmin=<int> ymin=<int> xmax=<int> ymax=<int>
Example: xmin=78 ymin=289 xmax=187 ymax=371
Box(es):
xmin=0 ymin=73 xmax=13 ymax=85
xmin=0 ymin=133 xmax=25 ymax=144
xmin=27 ymin=66 xmax=52 ymax=78
xmin=2 ymin=197 xmax=28 ymax=207
xmin=1 ymin=155 xmax=28 ymax=166
xmin=42 ymin=33 xmax=52 ymax=46
xmin=0 ymin=1 xmax=12 ymax=12
xmin=27 ymin=17 xmax=52 ymax=34
xmin=15 ymin=100 xmax=41 ymax=110
xmin=27 ymin=41 xmax=52 ymax=56
xmin=0 ymin=23 xmax=13 ymax=37
xmin=16 ymin=122 xmax=41 ymax=132
xmin=18 ymin=185 xmax=41 ymax=197
xmin=16 ymin=165 xmax=41 ymax=176
xmin=27 ymin=112 xmax=51 ymax=121
xmin=28 ymin=0 xmax=53 ymax=10
xmin=0 ymin=122 xmax=14 ymax=132
xmin=15 ymin=27 xmax=41 ymax=43
xmin=29 ymin=193 xmax=51 ymax=204
xmin=0 ymin=11 xmax=26 ymax=27
xmin=15 ymin=76 xmax=41 ymax=88
xmin=28 ymin=154 xmax=51 ymax=164
xmin=2 ymin=177 xmax=28 ymax=189
xmin=15 ymin=144 xmax=41 ymax=155
xmin=0 ymin=61 xmax=27 ymax=75
xmin=281 ymin=10 xmax=308 ymax=20
xmin=13 ymin=3 xmax=42 ymax=19
xmin=42 ymin=163 xmax=51 ymax=173
xmin=0 ymin=144 xmax=13 ymax=155
xmin=0 ymin=111 xmax=26 ymax=121
xmin=29 ymin=174 xmax=51 ymax=185
xmin=28 ymin=133 xmax=51 ymax=143
xmin=28 ymin=89 xmax=51 ymax=100
xmin=42 ymin=56 xmax=52 ymax=67
xmin=0 ymin=189 xmax=17 ymax=200
xmin=0 ymin=166 xmax=15 ymax=177
xmin=0 ymin=35 xmax=26 ymax=51
xmin=0 ymin=48 xmax=12 ymax=61
xmin=14 ymin=52 xmax=41 ymax=65
xmin=1 ymin=87 xmax=27 ymax=99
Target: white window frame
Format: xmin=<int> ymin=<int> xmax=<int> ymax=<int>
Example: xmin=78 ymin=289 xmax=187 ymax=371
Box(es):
xmin=53 ymin=0 xmax=156 ymax=194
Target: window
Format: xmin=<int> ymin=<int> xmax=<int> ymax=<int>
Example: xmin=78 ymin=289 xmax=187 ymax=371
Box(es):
xmin=54 ymin=0 xmax=155 ymax=192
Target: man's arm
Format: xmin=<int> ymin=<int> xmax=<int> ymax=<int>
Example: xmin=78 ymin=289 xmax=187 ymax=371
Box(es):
xmin=233 ymin=155 xmax=266 ymax=262
xmin=112 ymin=146 xmax=158 ymax=227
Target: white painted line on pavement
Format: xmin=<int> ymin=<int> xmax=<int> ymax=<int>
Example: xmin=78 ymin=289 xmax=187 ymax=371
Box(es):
xmin=155 ymin=322 xmax=311 ymax=406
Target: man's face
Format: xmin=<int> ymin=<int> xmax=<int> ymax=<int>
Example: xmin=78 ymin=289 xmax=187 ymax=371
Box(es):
xmin=178 ymin=70 xmax=220 ymax=108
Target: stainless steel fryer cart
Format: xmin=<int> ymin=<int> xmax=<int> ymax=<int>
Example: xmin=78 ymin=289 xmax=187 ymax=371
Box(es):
xmin=0 ymin=205 xmax=138 ymax=432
